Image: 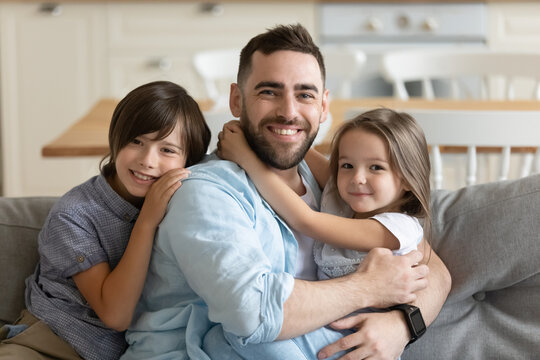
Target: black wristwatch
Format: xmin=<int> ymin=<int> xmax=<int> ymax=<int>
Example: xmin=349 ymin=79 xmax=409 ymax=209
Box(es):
xmin=389 ymin=304 xmax=426 ymax=346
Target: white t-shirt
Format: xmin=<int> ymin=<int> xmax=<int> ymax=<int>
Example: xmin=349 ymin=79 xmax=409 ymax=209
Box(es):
xmin=314 ymin=182 xmax=423 ymax=280
xmin=292 ymin=176 xmax=319 ymax=281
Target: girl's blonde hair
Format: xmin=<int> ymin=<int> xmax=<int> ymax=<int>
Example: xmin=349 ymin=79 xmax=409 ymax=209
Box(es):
xmin=329 ymin=108 xmax=432 ymax=242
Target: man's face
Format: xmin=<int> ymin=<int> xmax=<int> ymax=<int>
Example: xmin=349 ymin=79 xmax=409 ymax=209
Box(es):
xmin=230 ymin=50 xmax=328 ymax=170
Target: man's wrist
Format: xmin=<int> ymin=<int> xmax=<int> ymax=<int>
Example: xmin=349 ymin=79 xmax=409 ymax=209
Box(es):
xmin=389 ymin=304 xmax=427 ymax=347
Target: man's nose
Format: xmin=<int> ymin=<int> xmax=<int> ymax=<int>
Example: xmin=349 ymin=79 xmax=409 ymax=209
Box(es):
xmin=275 ymin=93 xmax=299 ymax=120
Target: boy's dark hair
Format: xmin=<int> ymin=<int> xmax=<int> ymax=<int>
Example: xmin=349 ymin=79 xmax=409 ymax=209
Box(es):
xmin=100 ymin=81 xmax=211 ymax=178
xmin=237 ymin=24 xmax=326 ymax=86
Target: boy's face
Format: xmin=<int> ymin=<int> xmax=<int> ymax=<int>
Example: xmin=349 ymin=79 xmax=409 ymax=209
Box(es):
xmin=112 ymin=124 xmax=186 ymax=206
xmin=230 ymin=50 xmax=329 ymax=170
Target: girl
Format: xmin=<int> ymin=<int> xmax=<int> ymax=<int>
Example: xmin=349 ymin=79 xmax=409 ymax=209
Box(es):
xmin=0 ymin=81 xmax=210 ymax=360
xmin=217 ymin=107 xmax=431 ymax=281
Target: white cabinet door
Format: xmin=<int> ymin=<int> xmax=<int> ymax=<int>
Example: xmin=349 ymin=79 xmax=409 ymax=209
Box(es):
xmin=488 ymin=2 xmax=540 ymax=99
xmin=106 ymin=2 xmax=316 ymax=99
xmin=0 ymin=3 xmax=107 ymax=196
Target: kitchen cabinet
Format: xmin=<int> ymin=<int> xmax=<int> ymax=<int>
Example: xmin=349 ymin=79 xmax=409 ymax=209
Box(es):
xmin=106 ymin=2 xmax=316 ymax=99
xmin=487 ymin=2 xmax=540 ymax=99
xmin=0 ymin=3 xmax=107 ymax=196
xmin=0 ymin=1 xmax=316 ymax=196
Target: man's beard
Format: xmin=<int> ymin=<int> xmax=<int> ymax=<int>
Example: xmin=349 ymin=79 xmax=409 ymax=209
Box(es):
xmin=240 ymin=106 xmax=319 ymax=170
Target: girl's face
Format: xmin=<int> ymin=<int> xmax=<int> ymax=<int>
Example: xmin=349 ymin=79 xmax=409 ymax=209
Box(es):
xmin=336 ymin=128 xmax=407 ymax=215
xmin=111 ymin=123 xmax=186 ymax=205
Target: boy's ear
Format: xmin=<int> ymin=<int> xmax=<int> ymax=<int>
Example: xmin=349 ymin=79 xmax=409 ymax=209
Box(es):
xmin=229 ymin=83 xmax=242 ymax=118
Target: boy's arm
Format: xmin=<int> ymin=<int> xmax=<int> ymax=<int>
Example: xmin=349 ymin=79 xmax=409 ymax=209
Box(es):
xmin=73 ymin=169 xmax=189 ymax=331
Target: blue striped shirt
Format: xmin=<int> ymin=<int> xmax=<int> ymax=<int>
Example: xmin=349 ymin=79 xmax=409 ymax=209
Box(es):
xmin=26 ymin=174 xmax=139 ymax=360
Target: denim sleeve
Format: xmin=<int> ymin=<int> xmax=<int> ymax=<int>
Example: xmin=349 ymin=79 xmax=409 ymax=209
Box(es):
xmin=159 ymin=174 xmax=295 ymax=344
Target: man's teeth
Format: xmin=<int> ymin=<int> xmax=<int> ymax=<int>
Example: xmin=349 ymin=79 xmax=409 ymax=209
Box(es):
xmin=133 ymin=172 xmax=155 ymax=181
xmin=272 ymin=128 xmax=298 ymax=135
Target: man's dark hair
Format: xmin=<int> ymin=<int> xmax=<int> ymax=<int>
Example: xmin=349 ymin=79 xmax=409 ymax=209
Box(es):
xmin=237 ymin=23 xmax=326 ymax=86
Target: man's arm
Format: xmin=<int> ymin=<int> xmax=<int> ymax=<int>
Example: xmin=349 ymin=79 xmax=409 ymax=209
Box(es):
xmin=277 ymin=248 xmax=430 ymax=340
xmin=316 ymin=240 xmax=451 ymax=359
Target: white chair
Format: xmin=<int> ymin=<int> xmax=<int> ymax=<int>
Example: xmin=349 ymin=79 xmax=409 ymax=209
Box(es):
xmin=322 ymin=47 xmax=367 ymax=99
xmin=381 ymin=49 xmax=540 ymax=101
xmin=316 ymin=47 xmax=367 ymax=146
xmin=381 ymin=49 xmax=540 ymax=188
xmin=193 ymin=49 xmax=240 ymax=152
xmin=346 ymin=108 xmax=540 ymax=190
xmin=193 ymin=49 xmax=240 ymax=110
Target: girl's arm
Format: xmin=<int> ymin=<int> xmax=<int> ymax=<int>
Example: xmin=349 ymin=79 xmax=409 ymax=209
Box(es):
xmin=217 ymin=121 xmax=399 ymax=252
xmin=304 ymin=147 xmax=330 ymax=189
xmin=73 ymin=168 xmax=189 ymax=331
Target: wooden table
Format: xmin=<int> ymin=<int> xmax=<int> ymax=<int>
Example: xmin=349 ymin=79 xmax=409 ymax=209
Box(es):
xmin=42 ymin=97 xmax=540 ymax=157
xmin=42 ymin=98 xmax=213 ymax=157
xmin=315 ymin=98 xmax=540 ymax=154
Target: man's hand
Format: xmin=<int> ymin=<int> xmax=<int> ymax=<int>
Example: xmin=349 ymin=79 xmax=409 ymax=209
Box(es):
xmin=317 ymin=311 xmax=409 ymax=360
xmin=352 ymin=248 xmax=429 ymax=308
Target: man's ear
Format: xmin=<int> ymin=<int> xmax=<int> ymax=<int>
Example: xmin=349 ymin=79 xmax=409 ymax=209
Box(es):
xmin=320 ymin=88 xmax=330 ymax=124
xmin=229 ymin=83 xmax=242 ymax=118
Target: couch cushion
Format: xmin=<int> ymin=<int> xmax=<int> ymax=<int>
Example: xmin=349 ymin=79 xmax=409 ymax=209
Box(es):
xmin=0 ymin=197 xmax=57 ymax=325
xmin=403 ymin=174 xmax=540 ymax=359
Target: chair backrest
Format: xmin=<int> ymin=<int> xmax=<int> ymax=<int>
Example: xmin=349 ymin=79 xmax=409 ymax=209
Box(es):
xmin=322 ymin=47 xmax=367 ymax=99
xmin=193 ymin=49 xmax=240 ymax=109
xmin=346 ymin=107 xmax=540 ymax=189
xmin=381 ymin=49 xmax=540 ymax=101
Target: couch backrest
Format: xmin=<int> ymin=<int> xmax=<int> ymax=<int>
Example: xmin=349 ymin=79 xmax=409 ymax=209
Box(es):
xmin=0 ymin=196 xmax=58 ymax=325
xmin=403 ymin=174 xmax=540 ymax=359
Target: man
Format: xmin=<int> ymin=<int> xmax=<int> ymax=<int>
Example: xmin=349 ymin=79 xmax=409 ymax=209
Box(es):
xmin=123 ymin=24 xmax=451 ymax=360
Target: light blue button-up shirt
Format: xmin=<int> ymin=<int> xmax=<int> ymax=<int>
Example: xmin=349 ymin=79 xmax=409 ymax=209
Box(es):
xmin=123 ymin=155 xmax=321 ymax=360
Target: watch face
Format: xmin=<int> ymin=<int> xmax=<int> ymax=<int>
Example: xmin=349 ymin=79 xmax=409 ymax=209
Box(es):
xmin=411 ymin=309 xmax=426 ymax=336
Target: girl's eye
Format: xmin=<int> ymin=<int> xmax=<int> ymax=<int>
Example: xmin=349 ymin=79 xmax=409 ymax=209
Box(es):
xmin=162 ymin=148 xmax=175 ymax=154
xmin=341 ymin=163 xmax=353 ymax=169
xmin=370 ymin=165 xmax=384 ymax=171
xmin=132 ymin=139 xmax=142 ymax=145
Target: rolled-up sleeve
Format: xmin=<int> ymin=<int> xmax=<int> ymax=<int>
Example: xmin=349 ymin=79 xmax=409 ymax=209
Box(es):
xmin=159 ymin=167 xmax=295 ymax=344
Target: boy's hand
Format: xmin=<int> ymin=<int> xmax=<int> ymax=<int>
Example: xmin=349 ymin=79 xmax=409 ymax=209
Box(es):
xmin=217 ymin=120 xmax=255 ymax=168
xmin=139 ymin=168 xmax=190 ymax=228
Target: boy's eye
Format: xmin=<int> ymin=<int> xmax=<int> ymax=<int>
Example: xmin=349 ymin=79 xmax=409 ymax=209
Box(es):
xmin=132 ymin=139 xmax=142 ymax=145
xmin=162 ymin=148 xmax=175 ymax=154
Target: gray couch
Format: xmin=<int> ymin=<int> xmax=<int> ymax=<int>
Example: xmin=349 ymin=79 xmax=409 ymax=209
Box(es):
xmin=1 ymin=175 xmax=539 ymax=359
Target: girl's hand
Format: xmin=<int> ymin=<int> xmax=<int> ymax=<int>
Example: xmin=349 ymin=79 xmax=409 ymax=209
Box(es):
xmin=217 ymin=120 xmax=255 ymax=168
xmin=139 ymin=168 xmax=190 ymax=228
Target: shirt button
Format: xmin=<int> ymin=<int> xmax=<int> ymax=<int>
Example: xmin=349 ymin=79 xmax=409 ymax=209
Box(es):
xmin=473 ymin=292 xmax=486 ymax=301
xmin=77 ymin=255 xmax=85 ymax=263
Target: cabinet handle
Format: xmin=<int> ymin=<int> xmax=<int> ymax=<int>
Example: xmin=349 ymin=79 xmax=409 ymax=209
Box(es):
xmin=199 ymin=3 xmax=224 ymax=16
xmin=39 ymin=3 xmax=62 ymax=16
xmin=147 ymin=57 xmax=173 ymax=71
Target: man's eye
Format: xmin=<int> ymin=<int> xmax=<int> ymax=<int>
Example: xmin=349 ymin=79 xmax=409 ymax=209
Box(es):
xmin=299 ymin=93 xmax=315 ymax=100
xmin=259 ymin=90 xmax=275 ymax=96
